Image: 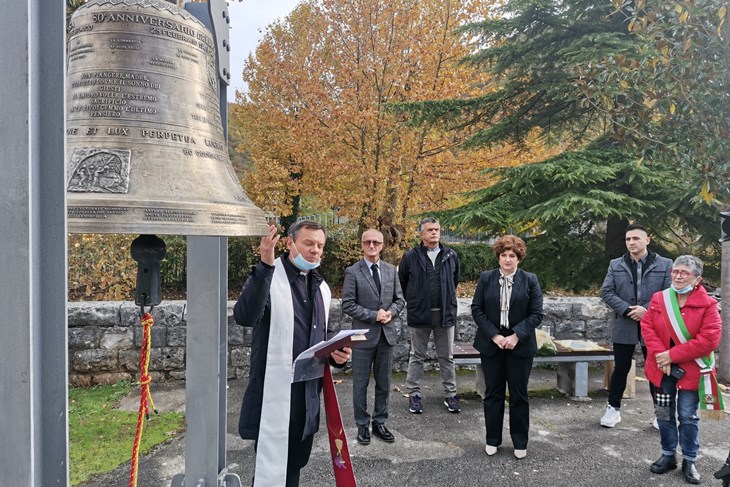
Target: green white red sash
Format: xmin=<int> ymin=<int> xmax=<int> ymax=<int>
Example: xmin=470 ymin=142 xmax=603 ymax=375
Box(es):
xmin=660 ymin=288 xmax=724 ymax=418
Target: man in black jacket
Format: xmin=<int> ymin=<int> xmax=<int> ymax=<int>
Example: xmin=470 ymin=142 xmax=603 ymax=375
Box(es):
xmin=234 ymin=222 xmax=350 ymax=487
xmin=398 ymin=217 xmax=461 ymax=414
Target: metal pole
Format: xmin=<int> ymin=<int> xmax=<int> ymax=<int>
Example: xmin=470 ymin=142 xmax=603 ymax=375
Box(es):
xmin=0 ymin=0 xmax=68 ymax=485
xmin=171 ymin=1 xmax=240 ymax=486
xmin=719 ymin=212 xmax=730 ymax=382
xmin=175 ymin=236 xmax=228 ymax=487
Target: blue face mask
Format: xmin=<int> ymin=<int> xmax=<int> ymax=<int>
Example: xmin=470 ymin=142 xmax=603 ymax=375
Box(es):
xmin=292 ymin=253 xmax=320 ymax=271
xmin=671 ymin=279 xmax=696 ymax=295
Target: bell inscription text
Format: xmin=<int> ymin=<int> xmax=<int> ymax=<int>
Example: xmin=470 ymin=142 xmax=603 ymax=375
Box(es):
xmin=66 ymin=0 xmax=268 ymax=236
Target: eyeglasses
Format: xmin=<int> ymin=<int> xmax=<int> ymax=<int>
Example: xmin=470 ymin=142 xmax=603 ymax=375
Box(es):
xmin=361 ymin=240 xmax=383 ymax=246
xmin=671 ymin=269 xmax=695 ymax=278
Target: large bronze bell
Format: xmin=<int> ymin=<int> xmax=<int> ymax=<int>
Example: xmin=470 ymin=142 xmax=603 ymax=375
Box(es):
xmin=66 ymin=0 xmax=268 ymax=236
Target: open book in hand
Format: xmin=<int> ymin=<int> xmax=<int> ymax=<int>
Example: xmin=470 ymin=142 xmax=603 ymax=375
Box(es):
xmin=292 ymin=329 xmax=368 ymax=383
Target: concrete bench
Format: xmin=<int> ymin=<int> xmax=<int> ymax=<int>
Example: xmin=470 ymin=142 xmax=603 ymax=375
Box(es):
xmin=453 ymin=342 xmax=614 ymax=401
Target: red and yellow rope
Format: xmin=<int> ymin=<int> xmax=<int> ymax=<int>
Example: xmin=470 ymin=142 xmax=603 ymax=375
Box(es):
xmin=128 ymin=312 xmax=157 ymax=487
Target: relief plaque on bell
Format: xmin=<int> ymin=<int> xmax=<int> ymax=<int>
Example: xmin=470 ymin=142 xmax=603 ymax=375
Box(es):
xmin=66 ymin=0 xmax=269 ymax=236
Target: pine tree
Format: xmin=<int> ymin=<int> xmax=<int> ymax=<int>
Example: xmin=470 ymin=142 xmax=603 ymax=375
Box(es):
xmin=435 ymin=139 xmax=717 ymax=289
xmin=397 ymin=0 xmax=633 ymax=147
xmin=393 ymin=0 xmax=719 ymax=287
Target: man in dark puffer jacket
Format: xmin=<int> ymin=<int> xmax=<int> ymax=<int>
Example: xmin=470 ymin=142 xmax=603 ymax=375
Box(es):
xmin=398 ymin=217 xmax=460 ymax=415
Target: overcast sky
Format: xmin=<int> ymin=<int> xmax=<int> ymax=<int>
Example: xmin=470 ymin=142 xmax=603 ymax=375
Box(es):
xmin=226 ymin=0 xmax=301 ymax=100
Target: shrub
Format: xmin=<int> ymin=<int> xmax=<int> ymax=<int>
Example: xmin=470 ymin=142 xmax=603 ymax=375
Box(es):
xmin=448 ymin=236 xmax=607 ymax=292
xmin=318 ymin=226 xmax=362 ymax=287
xmin=227 ymin=237 xmax=262 ymax=294
xmin=73 ymin=229 xmax=676 ymax=300
xmin=68 ymin=234 xmax=137 ymax=301
xmin=159 ymin=236 xmax=186 ymax=296
xmin=448 ymin=242 xmax=495 ymax=282
xmin=520 ymin=233 xmax=607 ymax=292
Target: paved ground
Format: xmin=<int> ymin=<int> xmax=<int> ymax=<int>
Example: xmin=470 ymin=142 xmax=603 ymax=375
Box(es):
xmin=89 ymin=366 xmax=729 ymax=487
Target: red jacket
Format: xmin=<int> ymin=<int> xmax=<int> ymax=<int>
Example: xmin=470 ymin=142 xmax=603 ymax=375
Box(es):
xmin=641 ymin=285 xmax=722 ymax=391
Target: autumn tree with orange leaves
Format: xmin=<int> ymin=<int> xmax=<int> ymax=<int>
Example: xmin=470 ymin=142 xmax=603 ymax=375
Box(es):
xmin=232 ymin=0 xmax=546 ymax=254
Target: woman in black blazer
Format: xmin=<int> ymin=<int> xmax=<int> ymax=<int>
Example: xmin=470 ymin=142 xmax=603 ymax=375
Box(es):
xmin=471 ymin=235 xmax=543 ymax=459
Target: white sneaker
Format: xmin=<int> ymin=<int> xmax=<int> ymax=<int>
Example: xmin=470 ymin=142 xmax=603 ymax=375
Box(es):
xmin=652 ymin=417 xmax=659 ymax=430
xmin=600 ymin=405 xmax=621 ymax=428
xmin=514 ymin=449 xmax=527 ymax=459
xmin=485 ymin=445 xmax=498 ymax=456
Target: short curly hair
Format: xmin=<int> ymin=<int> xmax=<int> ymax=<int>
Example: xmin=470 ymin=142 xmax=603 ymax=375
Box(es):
xmin=493 ymin=235 xmax=526 ymax=262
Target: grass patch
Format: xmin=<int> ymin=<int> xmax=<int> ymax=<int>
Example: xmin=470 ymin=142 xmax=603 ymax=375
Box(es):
xmin=69 ymin=382 xmax=184 ymax=486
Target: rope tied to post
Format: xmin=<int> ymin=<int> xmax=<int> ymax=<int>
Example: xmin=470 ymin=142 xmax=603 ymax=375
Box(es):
xmin=128 ymin=311 xmax=157 ymax=487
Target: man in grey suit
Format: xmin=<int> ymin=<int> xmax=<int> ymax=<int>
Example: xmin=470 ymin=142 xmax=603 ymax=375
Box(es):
xmin=342 ymin=228 xmax=405 ymax=445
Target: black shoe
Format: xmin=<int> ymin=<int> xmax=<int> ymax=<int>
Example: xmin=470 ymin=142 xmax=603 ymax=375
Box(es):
xmin=682 ymin=459 xmax=701 ymax=484
xmin=356 ymin=426 xmax=370 ymax=445
xmin=409 ymin=396 xmax=423 ymax=414
xmin=715 ymin=461 xmax=730 ymax=480
xmin=444 ymin=395 xmax=461 ymax=413
xmin=650 ymin=455 xmax=678 ymax=474
xmin=372 ymin=423 xmax=395 ymax=443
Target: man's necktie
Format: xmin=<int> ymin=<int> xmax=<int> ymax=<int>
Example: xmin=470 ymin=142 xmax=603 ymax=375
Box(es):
xmin=371 ymin=263 xmax=381 ymax=294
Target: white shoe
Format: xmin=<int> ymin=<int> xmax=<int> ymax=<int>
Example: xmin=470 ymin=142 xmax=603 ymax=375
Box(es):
xmin=600 ymin=405 xmax=621 ymax=428
xmin=652 ymin=417 xmax=659 ymax=430
xmin=485 ymin=445 xmax=498 ymax=456
xmin=514 ymin=449 xmax=527 ymax=459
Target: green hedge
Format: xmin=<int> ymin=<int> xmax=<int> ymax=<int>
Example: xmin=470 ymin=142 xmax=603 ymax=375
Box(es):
xmin=453 ymin=235 xmax=612 ymax=292
xmin=448 ymin=243 xmax=496 ymax=282
xmin=153 ymin=236 xmax=262 ymax=297
xmin=69 ymin=231 xmax=720 ymax=301
xmin=154 ymin=230 xmax=364 ymax=297
xmin=156 ymin=236 xmax=603 ymax=297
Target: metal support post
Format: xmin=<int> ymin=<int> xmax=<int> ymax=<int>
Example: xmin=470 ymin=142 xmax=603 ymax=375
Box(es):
xmin=170 ymin=2 xmax=242 ymax=485
xmin=0 ymin=0 xmax=68 ymax=485
xmin=173 ymin=236 xmax=241 ymax=487
xmin=719 ymin=213 xmax=730 ymax=382
xmin=171 ymin=237 xmax=233 ymax=487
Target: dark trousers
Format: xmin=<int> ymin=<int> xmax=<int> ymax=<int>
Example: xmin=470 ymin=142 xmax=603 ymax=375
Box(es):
xmin=481 ymin=349 xmax=533 ymax=450
xmin=608 ymin=343 xmax=655 ymax=409
xmin=253 ymin=382 xmax=315 ymax=487
xmin=352 ymin=332 xmax=393 ymax=427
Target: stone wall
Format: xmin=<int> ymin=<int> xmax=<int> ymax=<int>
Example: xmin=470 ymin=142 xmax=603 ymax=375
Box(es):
xmin=68 ymin=297 xmax=618 ymax=387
